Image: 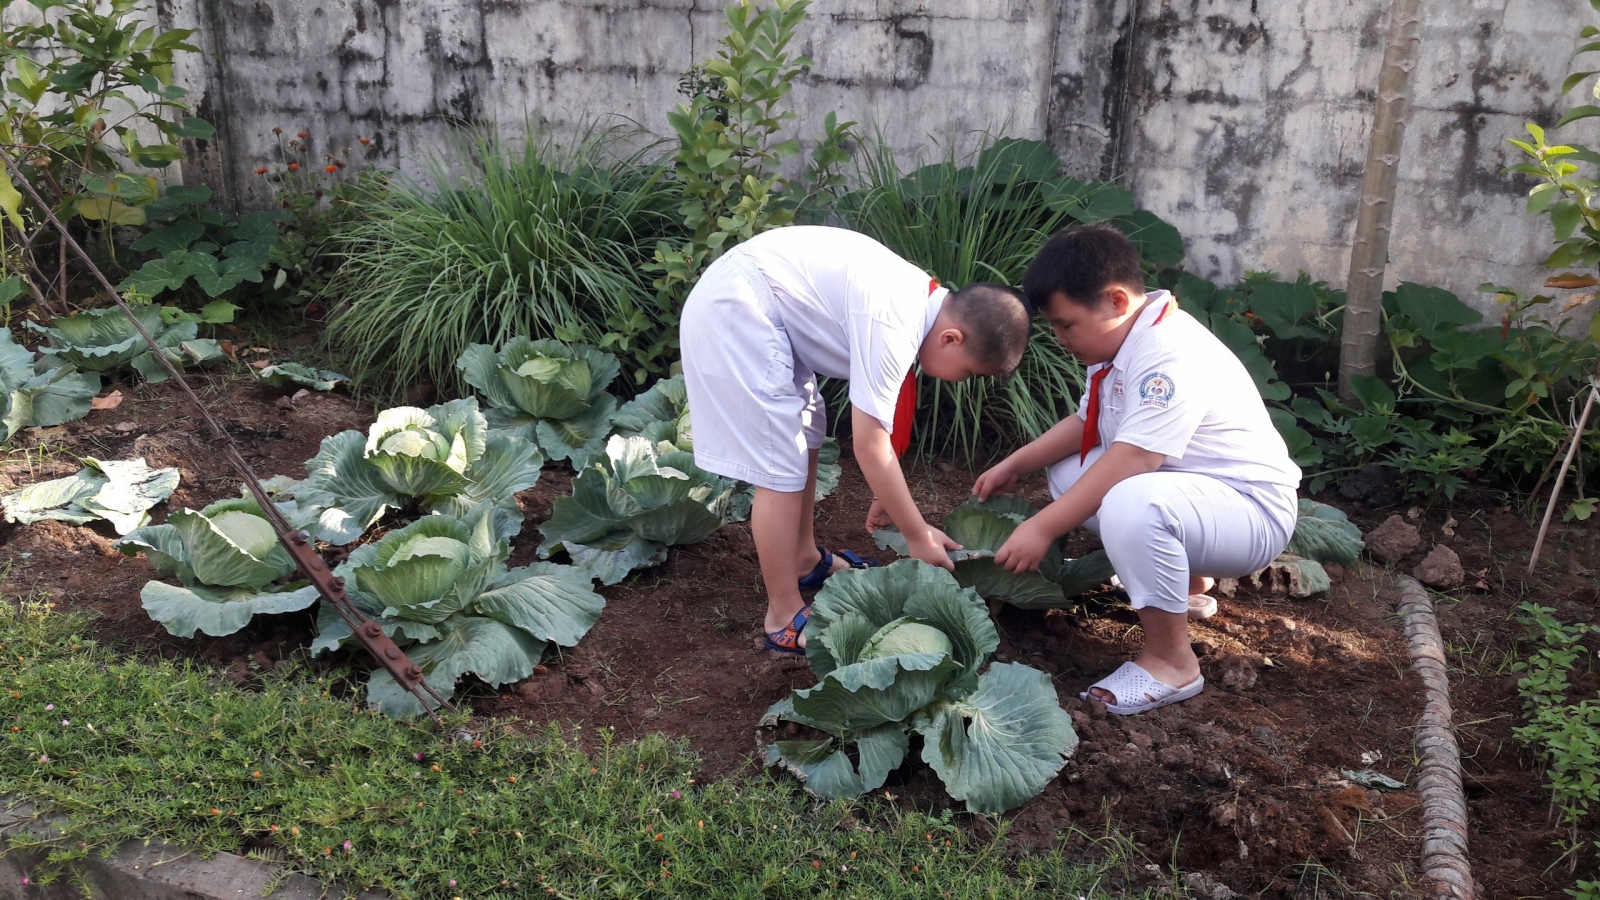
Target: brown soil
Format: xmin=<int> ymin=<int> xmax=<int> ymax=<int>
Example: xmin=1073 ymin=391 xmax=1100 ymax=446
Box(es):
xmin=3 ymin=372 xmax=1594 ymax=899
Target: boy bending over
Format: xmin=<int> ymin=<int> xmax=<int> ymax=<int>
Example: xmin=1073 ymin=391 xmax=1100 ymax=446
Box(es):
xmin=973 ymin=226 xmax=1300 ymax=714
xmin=682 ymin=225 xmax=1032 ymax=653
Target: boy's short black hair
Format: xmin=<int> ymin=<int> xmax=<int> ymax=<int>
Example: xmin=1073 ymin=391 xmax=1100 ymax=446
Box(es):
xmin=1022 ymin=225 xmax=1145 ymax=309
xmin=945 ymin=282 xmax=1032 ymax=376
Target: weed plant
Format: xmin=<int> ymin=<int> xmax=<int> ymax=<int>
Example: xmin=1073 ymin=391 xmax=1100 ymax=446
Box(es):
xmin=0 ymin=600 xmax=1154 ymax=899
xmin=322 ymin=127 xmax=684 ymax=399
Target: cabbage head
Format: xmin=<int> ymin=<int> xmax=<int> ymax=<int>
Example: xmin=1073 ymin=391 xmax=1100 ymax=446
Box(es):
xmin=290 ymin=397 xmax=543 ymax=544
xmin=874 ymin=495 xmax=1116 ymax=608
xmin=313 ymin=505 xmax=606 ymax=718
xmin=25 ymin=305 xmax=223 ymax=384
xmin=457 ymin=337 xmax=620 ymax=468
xmin=114 ymin=497 xmax=319 ymax=639
xmin=761 ymin=559 xmax=1078 ymax=814
xmin=1 ymin=330 xmax=99 ymax=442
xmin=539 ymin=434 xmax=733 ymax=585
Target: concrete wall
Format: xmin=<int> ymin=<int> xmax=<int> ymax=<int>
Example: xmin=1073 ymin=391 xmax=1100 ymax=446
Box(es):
xmin=19 ymin=0 xmax=1585 ymax=304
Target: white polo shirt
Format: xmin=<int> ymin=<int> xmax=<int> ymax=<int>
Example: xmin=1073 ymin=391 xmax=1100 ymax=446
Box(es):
xmin=1078 ymin=290 xmax=1301 ymax=502
xmin=734 ymin=226 xmax=946 ymax=435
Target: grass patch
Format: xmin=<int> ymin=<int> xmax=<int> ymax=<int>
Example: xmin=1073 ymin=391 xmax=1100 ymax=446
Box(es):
xmin=0 ymin=601 xmax=1153 ymax=899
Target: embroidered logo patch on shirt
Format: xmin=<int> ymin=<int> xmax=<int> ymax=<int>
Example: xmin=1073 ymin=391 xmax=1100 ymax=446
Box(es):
xmin=1138 ymin=372 xmax=1175 ymax=408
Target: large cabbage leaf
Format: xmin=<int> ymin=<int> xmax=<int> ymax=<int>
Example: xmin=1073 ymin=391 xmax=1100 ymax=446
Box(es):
xmin=458 ymin=337 xmax=621 ymax=467
xmin=25 ymin=305 xmax=222 ymax=384
xmin=4 ymin=457 xmax=179 ymax=534
xmin=874 ymin=495 xmax=1115 ymax=608
xmin=764 ymin=560 xmax=1075 ymax=812
xmin=539 ymin=435 xmax=732 ymax=584
xmin=114 ymin=497 xmax=317 ymax=638
xmin=1286 ymin=499 xmax=1364 ymax=565
xmin=294 ymin=399 xmax=542 ymax=544
xmin=327 ymin=506 xmax=606 ymax=717
xmin=1 ymin=330 xmax=100 ymax=441
xmin=253 ymin=362 xmax=348 ymax=392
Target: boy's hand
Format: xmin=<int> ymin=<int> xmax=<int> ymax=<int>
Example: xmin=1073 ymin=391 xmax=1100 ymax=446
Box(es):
xmin=864 ymin=498 xmax=895 ymax=534
xmin=972 ymin=457 xmax=1020 ymax=501
xmin=994 ymin=517 xmax=1054 ymax=574
xmin=904 ymin=525 xmax=961 ymax=572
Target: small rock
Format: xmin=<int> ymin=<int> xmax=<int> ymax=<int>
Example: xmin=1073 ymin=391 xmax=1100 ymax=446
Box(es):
xmin=1143 ymin=726 xmax=1169 ymax=746
xmin=1158 ymin=744 xmax=1194 ymax=767
xmin=1413 ymin=544 xmax=1465 ymax=590
xmin=1209 ymin=800 xmax=1239 ymax=826
xmin=1251 ymin=725 xmax=1277 ymax=744
xmin=1272 ymin=616 xmax=1297 ymax=633
xmin=1181 ymin=871 xmax=1240 ymax=900
xmin=1127 ymin=731 xmax=1154 ymax=751
xmin=1213 ymin=654 xmax=1259 ymax=692
xmin=113 ymin=421 xmax=139 ymax=433
xmin=1365 ymin=515 xmax=1421 ymax=563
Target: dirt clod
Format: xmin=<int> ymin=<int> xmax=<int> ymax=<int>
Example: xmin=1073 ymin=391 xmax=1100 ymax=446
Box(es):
xmin=1413 ymin=544 xmax=1465 ymax=589
xmin=1365 ymin=515 xmax=1421 ymax=563
xmin=1158 ymin=744 xmax=1194 ymax=767
xmin=1181 ymin=871 xmax=1240 ymax=900
xmin=1212 ymin=654 xmax=1259 ymax=692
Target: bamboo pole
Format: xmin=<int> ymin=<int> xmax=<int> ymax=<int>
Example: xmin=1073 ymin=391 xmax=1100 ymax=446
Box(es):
xmin=1528 ymin=381 xmax=1598 ymax=574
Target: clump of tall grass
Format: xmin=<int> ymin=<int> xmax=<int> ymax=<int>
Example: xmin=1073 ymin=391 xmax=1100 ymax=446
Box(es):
xmin=323 ymin=127 xmax=683 ymax=397
xmin=838 ymin=134 xmax=1182 ymax=460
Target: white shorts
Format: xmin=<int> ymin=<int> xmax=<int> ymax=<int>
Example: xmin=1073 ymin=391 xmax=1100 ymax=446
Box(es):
xmin=1048 ymin=449 xmax=1297 ymax=615
xmin=680 ymin=250 xmax=826 ymax=492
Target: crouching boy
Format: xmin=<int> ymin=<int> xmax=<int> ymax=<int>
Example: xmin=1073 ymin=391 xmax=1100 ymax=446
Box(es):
xmin=972 ymin=225 xmax=1301 ymax=714
xmin=681 ymin=225 xmax=1032 ymax=653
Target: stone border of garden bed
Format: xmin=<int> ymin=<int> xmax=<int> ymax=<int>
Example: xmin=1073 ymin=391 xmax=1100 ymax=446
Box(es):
xmin=0 ymin=801 xmax=385 ymax=900
xmin=1395 ymin=576 xmax=1478 ymax=900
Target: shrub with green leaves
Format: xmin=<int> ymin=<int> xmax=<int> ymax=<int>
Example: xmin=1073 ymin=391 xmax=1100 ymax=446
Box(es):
xmin=24 ymin=305 xmax=223 ymax=384
xmin=0 ymin=329 xmax=99 ymax=441
xmin=2 ymin=456 xmax=177 ymax=534
xmin=289 ymin=398 xmax=543 ymax=544
xmin=114 ymin=497 xmax=319 ymax=638
xmin=539 ymin=435 xmax=733 ymax=585
xmin=313 ymin=506 xmax=605 ymax=718
xmin=874 ymin=496 xmax=1115 ymax=608
xmin=457 ymin=337 xmax=619 ymax=467
xmin=116 ymin=185 xmax=287 ymax=305
xmin=762 ymin=559 xmax=1077 ymax=813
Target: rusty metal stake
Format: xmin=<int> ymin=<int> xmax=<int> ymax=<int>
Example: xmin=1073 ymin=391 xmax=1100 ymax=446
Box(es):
xmin=1 ymin=148 xmax=453 ymax=722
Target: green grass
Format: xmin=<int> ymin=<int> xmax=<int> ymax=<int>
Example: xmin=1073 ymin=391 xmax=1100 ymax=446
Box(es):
xmin=0 ymin=601 xmax=1158 ymax=899
xmin=321 ymin=126 xmax=684 ymax=401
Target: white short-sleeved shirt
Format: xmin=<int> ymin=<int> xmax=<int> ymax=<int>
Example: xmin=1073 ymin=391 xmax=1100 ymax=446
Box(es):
xmin=1077 ymin=290 xmax=1301 ymax=500
xmin=734 ymin=226 xmax=945 ymax=434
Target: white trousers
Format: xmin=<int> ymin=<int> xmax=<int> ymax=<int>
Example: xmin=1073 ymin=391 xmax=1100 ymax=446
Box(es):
xmin=1048 ymin=448 xmax=1296 ymax=615
xmin=680 ymin=250 xmax=826 ymax=492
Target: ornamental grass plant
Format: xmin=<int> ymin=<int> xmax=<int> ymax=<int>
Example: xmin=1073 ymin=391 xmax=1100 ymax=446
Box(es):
xmin=323 ymin=126 xmax=684 ymax=398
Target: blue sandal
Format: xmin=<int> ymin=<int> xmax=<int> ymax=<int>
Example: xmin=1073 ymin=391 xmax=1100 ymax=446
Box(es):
xmin=797 ymin=548 xmax=881 ymax=591
xmin=764 ymin=604 xmax=812 ymax=655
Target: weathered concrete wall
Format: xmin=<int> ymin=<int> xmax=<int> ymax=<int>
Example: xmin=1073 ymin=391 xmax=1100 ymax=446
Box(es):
xmin=11 ymin=0 xmax=1587 ymax=304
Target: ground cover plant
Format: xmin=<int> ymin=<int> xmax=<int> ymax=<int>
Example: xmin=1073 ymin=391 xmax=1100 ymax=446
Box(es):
xmin=0 ymin=600 xmax=1147 ymax=900
xmin=761 ymin=560 xmax=1077 ymax=814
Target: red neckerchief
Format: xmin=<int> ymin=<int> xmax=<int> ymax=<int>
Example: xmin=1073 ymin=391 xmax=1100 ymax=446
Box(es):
xmin=1079 ymin=294 xmax=1177 ymax=463
xmin=891 ymin=278 xmax=942 ymax=457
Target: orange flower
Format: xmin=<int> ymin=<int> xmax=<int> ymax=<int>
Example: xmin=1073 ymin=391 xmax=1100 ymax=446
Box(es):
xmin=324 ymin=164 xmax=337 ymax=174
xmin=254 ymin=167 xmax=268 ymax=175
xmin=812 ymin=860 xmax=820 ymax=869
xmin=297 ymin=130 xmax=309 ymax=139
xmin=252 ymin=770 xmax=261 ymax=779
xmin=288 ymin=163 xmax=300 ymax=171
xmin=270 ymin=825 xmax=280 ymax=833
xmin=291 ymin=826 xmax=300 ymax=836
xmin=507 ymin=776 xmax=517 ymax=783
xmin=653 ymin=833 xmax=664 ymax=842
xmin=358 ymin=137 xmax=371 ymax=145
xmin=210 ymin=808 xmax=219 ymax=815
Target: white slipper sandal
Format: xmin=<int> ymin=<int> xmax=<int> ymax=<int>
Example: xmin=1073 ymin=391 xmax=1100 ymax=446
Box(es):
xmin=1080 ymin=661 xmax=1205 ymax=715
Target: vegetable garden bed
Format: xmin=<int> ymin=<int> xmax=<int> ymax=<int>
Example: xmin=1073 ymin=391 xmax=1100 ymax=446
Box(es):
xmin=1 ymin=369 xmax=1592 ymax=898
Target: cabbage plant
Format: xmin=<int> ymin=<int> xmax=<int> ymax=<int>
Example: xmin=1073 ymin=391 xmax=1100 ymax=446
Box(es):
xmin=5 ymin=457 xmax=179 ymax=534
xmin=289 ymin=397 xmax=543 ymax=544
xmin=25 ymin=305 xmax=223 ymax=384
xmin=1 ymin=330 xmax=100 ymax=442
xmin=457 ymin=338 xmax=620 ymax=467
xmin=311 ymin=506 xmax=606 ymax=718
xmin=114 ymin=498 xmax=320 ymax=638
xmin=539 ymin=434 xmax=734 ymax=585
xmin=1287 ymin=499 xmax=1363 ymax=565
xmin=874 ymin=495 xmax=1115 ymax=608
xmin=761 ymin=560 xmax=1077 ymax=813
xmin=613 ymin=374 xmax=842 ymax=522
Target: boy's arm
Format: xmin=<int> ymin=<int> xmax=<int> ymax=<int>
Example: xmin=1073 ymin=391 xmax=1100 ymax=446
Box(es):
xmin=993 ymin=440 xmax=1165 ymax=573
xmin=972 ymin=415 xmax=1086 ymax=501
xmin=852 ymin=408 xmax=960 ymax=571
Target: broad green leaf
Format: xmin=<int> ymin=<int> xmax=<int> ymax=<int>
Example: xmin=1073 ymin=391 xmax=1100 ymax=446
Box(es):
xmin=561 ymin=532 xmax=668 ymax=586
xmin=1347 ymin=374 xmax=1396 ymax=415
xmin=975 ymin=138 xmax=1060 ymax=184
xmin=113 ymin=522 xmax=193 ymax=582
xmin=0 ymin=165 xmax=25 ymax=230
xmin=789 ymin=651 xmax=960 ymax=732
xmin=1286 ymin=500 xmax=1364 ymax=565
xmin=168 ymin=505 xmax=286 ymax=589
xmin=253 ymin=362 xmax=349 ymax=392
xmin=1390 ymin=282 xmax=1481 ymax=341
xmin=75 ymin=197 xmax=147 ymax=226
xmin=534 ymin=392 xmax=617 ymax=466
xmin=473 ymin=562 xmax=606 ymax=646
xmin=911 ymin=662 xmax=1078 ymax=814
xmin=141 ymin=581 xmax=318 ymax=639
xmin=366 ymin=616 xmax=547 ymax=718
xmin=309 ymin=593 xmax=441 ymax=656
xmin=298 ymin=430 xmax=406 ymax=542
xmin=762 ymin=722 xmax=909 ymax=800
xmin=2 ymin=457 xmax=178 ymax=534
xmin=610 ymin=374 xmax=689 ymax=439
